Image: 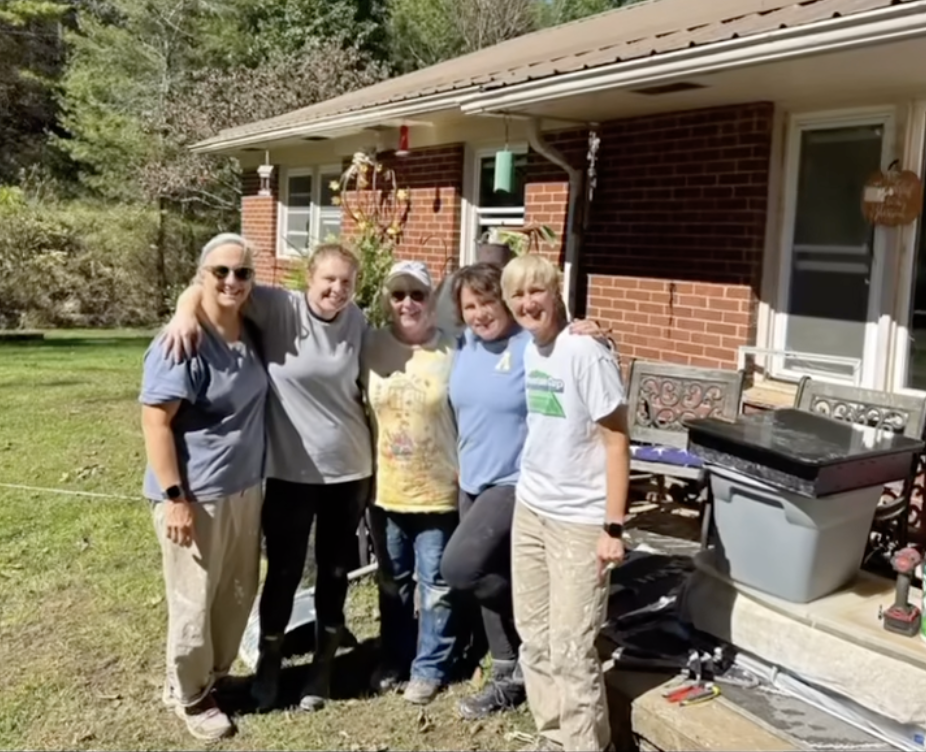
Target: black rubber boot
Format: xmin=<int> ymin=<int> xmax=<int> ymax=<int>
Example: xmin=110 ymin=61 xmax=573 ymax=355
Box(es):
xmin=299 ymin=624 xmax=342 ymax=712
xmin=250 ymin=634 xmax=284 ymax=712
xmin=458 ymin=659 xmax=526 ymax=720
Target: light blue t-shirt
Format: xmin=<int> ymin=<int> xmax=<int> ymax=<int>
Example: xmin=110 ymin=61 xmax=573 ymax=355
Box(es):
xmin=449 ymin=327 xmax=531 ymax=495
xmin=139 ymin=324 xmax=269 ymax=502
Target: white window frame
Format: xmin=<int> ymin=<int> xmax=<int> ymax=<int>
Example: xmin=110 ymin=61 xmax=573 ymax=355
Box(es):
xmin=277 ymin=164 xmax=343 ymax=259
xmin=769 ymin=107 xmax=896 ymax=389
xmin=890 ymin=99 xmax=926 ymax=396
xmin=459 ymin=143 xmax=529 ymax=266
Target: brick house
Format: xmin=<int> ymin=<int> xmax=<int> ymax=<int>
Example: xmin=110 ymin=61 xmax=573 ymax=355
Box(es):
xmin=194 ymin=0 xmax=926 ymax=405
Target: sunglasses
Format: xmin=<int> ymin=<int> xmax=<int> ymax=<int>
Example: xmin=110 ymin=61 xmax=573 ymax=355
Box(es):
xmin=391 ymin=289 xmax=427 ymax=303
xmin=206 ymin=266 xmax=254 ymax=282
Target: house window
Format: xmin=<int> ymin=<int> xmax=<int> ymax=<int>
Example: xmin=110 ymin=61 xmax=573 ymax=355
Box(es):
xmin=771 ymin=113 xmax=892 ymax=387
xmin=279 ymin=165 xmax=342 ymax=258
xmin=473 ymin=147 xmax=528 ymax=242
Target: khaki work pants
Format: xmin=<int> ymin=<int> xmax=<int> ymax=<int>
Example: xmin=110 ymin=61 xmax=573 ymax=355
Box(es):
xmin=512 ymin=500 xmax=610 ymax=752
xmin=152 ymin=484 xmax=263 ymax=707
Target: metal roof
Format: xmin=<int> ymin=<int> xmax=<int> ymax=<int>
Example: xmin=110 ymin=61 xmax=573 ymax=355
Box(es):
xmin=195 ymin=0 xmax=909 ymax=150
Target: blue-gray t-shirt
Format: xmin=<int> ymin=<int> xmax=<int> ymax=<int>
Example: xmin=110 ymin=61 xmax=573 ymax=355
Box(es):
xmin=449 ymin=327 xmax=531 ymax=495
xmin=139 ymin=325 xmax=269 ymax=502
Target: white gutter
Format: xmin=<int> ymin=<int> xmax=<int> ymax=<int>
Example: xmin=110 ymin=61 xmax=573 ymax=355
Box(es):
xmin=190 ymin=87 xmax=481 ymax=154
xmin=526 ymin=118 xmax=582 ymax=319
xmin=461 ymin=2 xmax=926 ymax=114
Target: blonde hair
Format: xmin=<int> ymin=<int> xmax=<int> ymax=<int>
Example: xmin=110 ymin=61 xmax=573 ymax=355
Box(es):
xmin=307 ymin=243 xmax=360 ymax=277
xmin=500 ymin=254 xmax=562 ymax=304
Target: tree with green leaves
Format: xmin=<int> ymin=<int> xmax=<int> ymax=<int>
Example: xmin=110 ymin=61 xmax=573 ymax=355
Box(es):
xmin=533 ymin=0 xmax=641 ymax=27
xmin=387 ymin=0 xmax=535 ymax=74
xmin=0 ymin=0 xmax=70 ymax=184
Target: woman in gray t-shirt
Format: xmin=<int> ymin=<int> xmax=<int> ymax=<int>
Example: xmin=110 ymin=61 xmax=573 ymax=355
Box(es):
xmin=164 ymin=243 xmax=372 ymax=714
xmin=141 ymin=233 xmax=268 ymax=742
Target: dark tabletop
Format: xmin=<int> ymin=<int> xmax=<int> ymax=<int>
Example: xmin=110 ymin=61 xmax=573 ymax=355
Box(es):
xmin=684 ymin=408 xmax=925 ymax=468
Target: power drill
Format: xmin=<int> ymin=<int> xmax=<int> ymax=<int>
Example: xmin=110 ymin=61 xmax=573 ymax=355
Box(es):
xmin=880 ymin=546 xmax=923 ymax=637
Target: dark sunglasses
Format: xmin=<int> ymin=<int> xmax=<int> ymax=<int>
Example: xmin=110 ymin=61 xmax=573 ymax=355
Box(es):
xmin=391 ymin=289 xmax=427 ymax=303
xmin=206 ymin=265 xmax=254 ymax=282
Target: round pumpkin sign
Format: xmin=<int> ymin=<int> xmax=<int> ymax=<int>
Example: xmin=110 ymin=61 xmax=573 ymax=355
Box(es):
xmin=862 ymin=164 xmax=923 ymax=226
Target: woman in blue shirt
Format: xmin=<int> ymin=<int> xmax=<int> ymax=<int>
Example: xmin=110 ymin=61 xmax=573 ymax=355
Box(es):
xmin=441 ymin=262 xmax=601 ymax=720
xmin=140 ymin=233 xmax=269 ymax=741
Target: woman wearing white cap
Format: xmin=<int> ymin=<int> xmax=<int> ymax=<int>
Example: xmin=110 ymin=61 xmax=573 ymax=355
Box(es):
xmin=362 ymin=259 xmax=461 ymax=706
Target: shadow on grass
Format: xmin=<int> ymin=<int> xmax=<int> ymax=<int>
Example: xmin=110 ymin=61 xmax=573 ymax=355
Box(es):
xmin=0 ymin=336 xmax=154 ymax=350
xmin=216 ymin=636 xmax=382 ymax=717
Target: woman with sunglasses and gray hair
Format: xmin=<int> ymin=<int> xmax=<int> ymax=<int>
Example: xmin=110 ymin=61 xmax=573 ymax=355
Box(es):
xmin=362 ymin=260 xmax=461 ymax=706
xmin=162 ymin=242 xmax=372 ymax=715
xmin=141 ymin=233 xmax=268 ymax=741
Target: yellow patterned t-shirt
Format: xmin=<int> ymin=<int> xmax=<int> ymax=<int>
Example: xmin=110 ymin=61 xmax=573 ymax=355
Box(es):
xmin=362 ymin=328 xmax=458 ymax=513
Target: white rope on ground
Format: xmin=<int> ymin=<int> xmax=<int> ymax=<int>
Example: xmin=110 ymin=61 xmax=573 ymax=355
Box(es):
xmin=0 ymin=482 xmax=137 ymax=501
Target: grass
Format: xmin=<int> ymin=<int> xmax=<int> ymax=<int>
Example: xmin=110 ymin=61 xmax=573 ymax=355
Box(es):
xmin=0 ymin=329 xmax=534 ymax=751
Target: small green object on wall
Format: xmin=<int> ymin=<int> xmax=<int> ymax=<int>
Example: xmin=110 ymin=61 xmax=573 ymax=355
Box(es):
xmin=494 ymin=149 xmax=514 ymax=194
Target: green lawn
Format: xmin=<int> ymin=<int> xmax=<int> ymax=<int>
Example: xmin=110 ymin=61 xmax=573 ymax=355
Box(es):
xmin=0 ymin=330 xmax=533 ymax=751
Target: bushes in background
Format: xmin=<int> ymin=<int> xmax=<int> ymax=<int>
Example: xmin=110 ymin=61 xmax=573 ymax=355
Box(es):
xmin=0 ymin=196 xmax=209 ymax=329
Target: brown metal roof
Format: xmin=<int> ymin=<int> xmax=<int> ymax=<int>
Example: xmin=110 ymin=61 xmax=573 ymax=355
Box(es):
xmin=196 ymin=0 xmax=908 ymax=149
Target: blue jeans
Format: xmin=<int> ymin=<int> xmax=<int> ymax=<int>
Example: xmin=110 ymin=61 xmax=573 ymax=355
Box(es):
xmin=369 ymin=506 xmax=458 ymax=684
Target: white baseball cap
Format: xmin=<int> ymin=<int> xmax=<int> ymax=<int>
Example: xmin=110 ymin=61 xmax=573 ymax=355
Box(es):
xmin=384 ymin=260 xmax=433 ymax=292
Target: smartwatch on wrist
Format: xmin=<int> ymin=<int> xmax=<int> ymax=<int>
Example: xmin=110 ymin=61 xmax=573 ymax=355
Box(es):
xmin=163 ymin=484 xmax=183 ymax=501
xmin=603 ymin=521 xmax=624 ymax=539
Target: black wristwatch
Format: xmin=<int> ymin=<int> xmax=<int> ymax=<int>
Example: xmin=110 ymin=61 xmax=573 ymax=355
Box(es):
xmin=163 ymin=484 xmax=183 ymax=501
xmin=603 ymin=521 xmax=624 ymax=539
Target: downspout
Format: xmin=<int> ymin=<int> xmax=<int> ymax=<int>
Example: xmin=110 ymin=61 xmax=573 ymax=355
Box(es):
xmin=526 ymin=117 xmax=583 ymax=319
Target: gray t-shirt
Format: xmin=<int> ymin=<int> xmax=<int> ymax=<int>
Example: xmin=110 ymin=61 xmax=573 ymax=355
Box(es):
xmin=247 ymin=286 xmax=373 ymax=484
xmin=140 ymin=325 xmax=268 ymax=502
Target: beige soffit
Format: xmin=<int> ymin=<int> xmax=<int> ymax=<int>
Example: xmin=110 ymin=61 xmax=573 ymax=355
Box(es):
xmin=193 ymin=0 xmax=913 ymax=152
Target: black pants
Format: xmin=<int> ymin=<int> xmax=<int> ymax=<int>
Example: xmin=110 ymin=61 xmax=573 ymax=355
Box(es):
xmin=440 ymin=485 xmax=520 ymax=663
xmin=258 ymin=476 xmax=371 ymax=637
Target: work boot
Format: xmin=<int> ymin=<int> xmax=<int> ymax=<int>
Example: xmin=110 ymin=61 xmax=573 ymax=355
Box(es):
xmin=299 ymin=624 xmax=342 ymax=712
xmin=458 ymin=659 xmax=526 ymax=719
xmin=250 ymin=633 xmax=284 ymax=712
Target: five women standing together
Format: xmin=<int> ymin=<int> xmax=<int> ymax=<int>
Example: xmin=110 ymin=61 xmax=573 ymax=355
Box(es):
xmin=141 ymin=234 xmax=631 ymax=750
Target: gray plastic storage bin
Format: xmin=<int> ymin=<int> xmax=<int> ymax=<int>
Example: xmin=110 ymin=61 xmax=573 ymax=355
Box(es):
xmin=709 ymin=465 xmax=883 ymax=603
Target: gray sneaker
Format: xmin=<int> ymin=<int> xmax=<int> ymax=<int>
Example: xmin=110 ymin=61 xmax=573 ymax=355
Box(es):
xmin=402 ymin=677 xmax=441 ymax=705
xmin=174 ymin=694 xmax=234 ymax=741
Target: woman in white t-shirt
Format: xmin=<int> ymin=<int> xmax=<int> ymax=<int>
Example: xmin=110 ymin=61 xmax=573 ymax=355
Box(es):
xmin=500 ymin=254 xmax=631 ymax=752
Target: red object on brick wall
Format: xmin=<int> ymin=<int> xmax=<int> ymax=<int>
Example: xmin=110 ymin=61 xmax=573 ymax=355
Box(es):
xmin=525 ymin=104 xmax=773 ymax=370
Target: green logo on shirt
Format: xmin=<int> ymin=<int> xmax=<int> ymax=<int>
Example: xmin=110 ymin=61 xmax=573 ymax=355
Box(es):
xmin=525 ymin=369 xmax=565 ymax=418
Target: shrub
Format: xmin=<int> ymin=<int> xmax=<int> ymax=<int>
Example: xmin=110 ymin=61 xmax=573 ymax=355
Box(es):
xmin=0 ymin=198 xmax=207 ymax=328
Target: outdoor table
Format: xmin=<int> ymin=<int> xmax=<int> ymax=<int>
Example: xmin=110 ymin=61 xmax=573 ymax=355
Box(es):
xmin=682 ymin=409 xmax=925 ymax=603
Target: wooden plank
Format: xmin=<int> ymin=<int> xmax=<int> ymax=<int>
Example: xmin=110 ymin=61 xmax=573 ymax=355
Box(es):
xmin=605 ymin=670 xmax=799 ymax=752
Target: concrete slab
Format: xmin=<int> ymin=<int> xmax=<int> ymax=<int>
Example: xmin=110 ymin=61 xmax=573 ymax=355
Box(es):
xmin=694 ymin=552 xmax=926 ymax=671
xmin=605 ymin=669 xmax=798 ymax=752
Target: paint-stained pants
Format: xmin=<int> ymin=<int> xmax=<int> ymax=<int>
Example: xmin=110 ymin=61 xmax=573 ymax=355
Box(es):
xmin=152 ymin=484 xmax=263 ymax=707
xmin=512 ymin=500 xmax=610 ymax=752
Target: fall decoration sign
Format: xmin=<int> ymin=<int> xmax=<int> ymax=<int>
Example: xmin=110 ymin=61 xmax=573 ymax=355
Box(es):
xmin=862 ymin=161 xmax=923 ymax=226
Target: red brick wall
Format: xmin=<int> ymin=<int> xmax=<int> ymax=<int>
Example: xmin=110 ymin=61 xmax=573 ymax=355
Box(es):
xmin=241 ymin=168 xmax=301 ymax=286
xmin=579 ymin=103 xmax=773 ymax=369
xmin=341 ymin=145 xmax=464 ymax=282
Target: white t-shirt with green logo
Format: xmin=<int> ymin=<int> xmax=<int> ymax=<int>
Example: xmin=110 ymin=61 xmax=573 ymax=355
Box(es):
xmin=517 ymin=328 xmax=626 ymax=525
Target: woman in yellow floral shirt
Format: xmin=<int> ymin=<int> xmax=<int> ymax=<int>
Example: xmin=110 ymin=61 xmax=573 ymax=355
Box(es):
xmin=362 ymin=260 xmax=459 ymax=706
